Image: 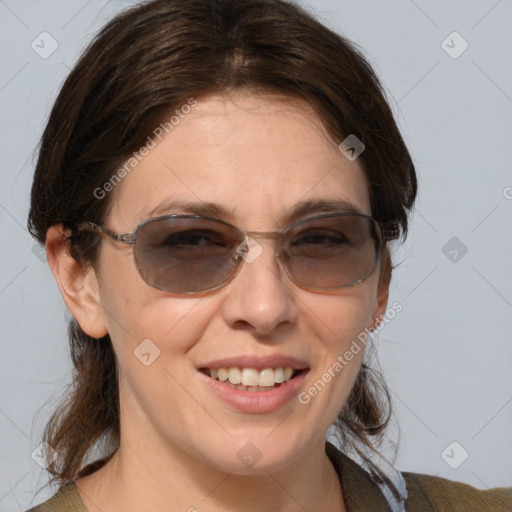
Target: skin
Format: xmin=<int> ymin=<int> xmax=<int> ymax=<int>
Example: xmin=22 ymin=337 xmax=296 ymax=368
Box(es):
xmin=46 ymin=92 xmax=390 ymax=512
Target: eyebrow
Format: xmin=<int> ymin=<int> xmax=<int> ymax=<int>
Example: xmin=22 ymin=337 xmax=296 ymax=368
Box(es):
xmin=148 ymin=198 xmax=365 ymax=225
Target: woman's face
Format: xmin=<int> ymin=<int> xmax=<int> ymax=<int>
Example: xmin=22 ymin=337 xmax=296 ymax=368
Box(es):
xmin=86 ymin=92 xmax=388 ymax=473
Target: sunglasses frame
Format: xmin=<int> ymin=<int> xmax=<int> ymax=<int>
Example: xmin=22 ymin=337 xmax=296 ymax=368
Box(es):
xmin=74 ymin=212 xmax=399 ymax=294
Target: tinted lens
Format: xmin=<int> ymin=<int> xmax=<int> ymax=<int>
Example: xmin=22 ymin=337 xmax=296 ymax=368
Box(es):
xmin=133 ymin=214 xmax=383 ymax=293
xmin=283 ymin=215 xmax=381 ymax=289
xmin=134 ymin=217 xmax=243 ymax=292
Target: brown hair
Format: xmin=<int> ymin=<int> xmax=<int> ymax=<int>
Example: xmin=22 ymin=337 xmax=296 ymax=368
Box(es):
xmin=28 ymin=0 xmax=417 ymax=499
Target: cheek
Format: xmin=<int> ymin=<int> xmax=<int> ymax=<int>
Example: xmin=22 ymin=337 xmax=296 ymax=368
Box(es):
xmin=95 ymin=249 xmax=212 ymax=364
xmin=300 ymin=283 xmax=378 ymax=402
xmin=104 ymin=293 xmax=211 ymax=360
xmin=305 ymin=284 xmax=378 ymax=352
xmin=294 ymin=294 xmax=373 ymax=431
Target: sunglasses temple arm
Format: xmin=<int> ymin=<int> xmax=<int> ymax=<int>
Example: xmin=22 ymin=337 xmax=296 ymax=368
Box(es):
xmin=73 ymin=221 xmax=135 ymax=244
xmin=381 ymin=223 xmax=399 ymax=241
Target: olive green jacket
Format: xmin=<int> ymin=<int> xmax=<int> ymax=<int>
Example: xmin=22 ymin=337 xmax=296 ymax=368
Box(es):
xmin=27 ymin=442 xmax=512 ymax=511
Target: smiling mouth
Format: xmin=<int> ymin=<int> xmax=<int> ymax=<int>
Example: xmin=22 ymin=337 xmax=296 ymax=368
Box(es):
xmin=199 ymin=367 xmax=307 ymax=392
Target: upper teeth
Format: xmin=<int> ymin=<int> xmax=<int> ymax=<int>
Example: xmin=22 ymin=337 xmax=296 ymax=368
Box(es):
xmin=208 ymin=367 xmax=295 ymax=387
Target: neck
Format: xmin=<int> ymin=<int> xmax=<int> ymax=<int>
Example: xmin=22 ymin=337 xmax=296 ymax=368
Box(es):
xmin=76 ymin=434 xmax=345 ymax=512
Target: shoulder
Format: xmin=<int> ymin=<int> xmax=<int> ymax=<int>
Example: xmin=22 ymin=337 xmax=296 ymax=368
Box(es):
xmin=402 ymin=470 xmax=512 ymax=511
xmin=326 ymin=441 xmax=512 ymax=511
xmin=25 ymin=482 xmax=86 ymax=512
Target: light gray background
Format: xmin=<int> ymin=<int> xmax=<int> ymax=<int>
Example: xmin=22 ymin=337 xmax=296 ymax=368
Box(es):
xmin=1 ymin=0 xmax=511 ymax=509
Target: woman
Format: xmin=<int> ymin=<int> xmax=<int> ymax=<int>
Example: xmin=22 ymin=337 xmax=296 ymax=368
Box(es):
xmin=26 ymin=0 xmax=511 ymax=510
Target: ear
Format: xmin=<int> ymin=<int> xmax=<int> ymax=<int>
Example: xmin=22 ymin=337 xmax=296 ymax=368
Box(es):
xmin=45 ymin=224 xmax=108 ymax=339
xmin=370 ymin=249 xmax=392 ymax=330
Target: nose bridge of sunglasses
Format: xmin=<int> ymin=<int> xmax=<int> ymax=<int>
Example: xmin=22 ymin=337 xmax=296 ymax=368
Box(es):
xmin=234 ymin=232 xmax=282 ymax=265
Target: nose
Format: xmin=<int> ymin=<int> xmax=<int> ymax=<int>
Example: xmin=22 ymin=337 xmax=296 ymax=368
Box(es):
xmin=220 ymin=236 xmax=298 ymax=336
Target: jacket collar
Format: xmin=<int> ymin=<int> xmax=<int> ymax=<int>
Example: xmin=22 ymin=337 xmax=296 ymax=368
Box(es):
xmin=326 ymin=441 xmax=391 ymax=511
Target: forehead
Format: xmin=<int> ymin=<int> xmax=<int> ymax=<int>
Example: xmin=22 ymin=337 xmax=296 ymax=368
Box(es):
xmin=107 ymin=93 xmax=371 ymax=230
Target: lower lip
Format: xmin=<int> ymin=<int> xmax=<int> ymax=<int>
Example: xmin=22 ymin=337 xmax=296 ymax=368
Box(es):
xmin=199 ymin=370 xmax=309 ymax=414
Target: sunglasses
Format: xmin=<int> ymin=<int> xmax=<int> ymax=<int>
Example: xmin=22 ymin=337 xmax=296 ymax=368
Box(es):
xmin=75 ymin=212 xmax=398 ymax=294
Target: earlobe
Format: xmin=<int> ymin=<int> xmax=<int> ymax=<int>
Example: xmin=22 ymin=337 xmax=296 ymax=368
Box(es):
xmin=45 ymin=225 xmax=108 ymax=339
